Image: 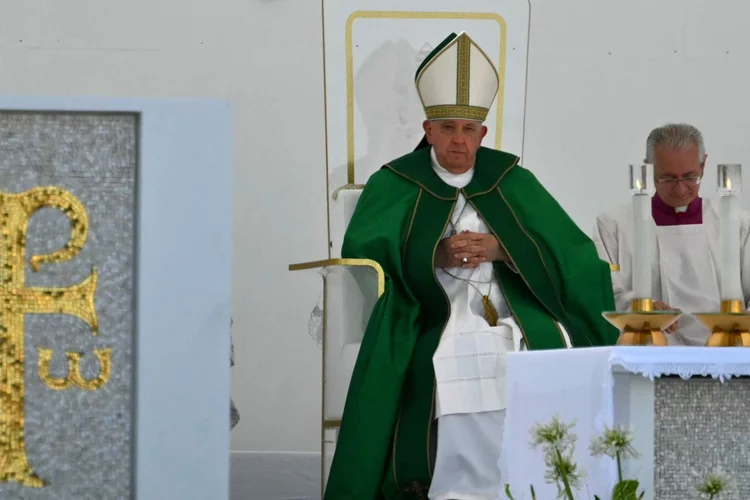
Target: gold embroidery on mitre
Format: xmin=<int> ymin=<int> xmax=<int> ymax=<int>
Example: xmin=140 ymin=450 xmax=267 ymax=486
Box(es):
xmin=456 ymin=34 xmax=471 ymax=106
xmin=424 ymin=105 xmax=489 ymax=121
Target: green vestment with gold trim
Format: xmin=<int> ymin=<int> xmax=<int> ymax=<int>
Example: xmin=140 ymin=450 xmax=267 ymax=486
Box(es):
xmin=323 ymin=146 xmax=618 ymax=500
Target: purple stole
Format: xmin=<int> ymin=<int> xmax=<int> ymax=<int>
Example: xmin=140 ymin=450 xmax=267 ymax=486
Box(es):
xmin=652 ymin=194 xmax=702 ymax=226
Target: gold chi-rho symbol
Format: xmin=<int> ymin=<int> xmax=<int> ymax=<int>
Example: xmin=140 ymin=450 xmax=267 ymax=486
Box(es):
xmin=0 ymin=186 xmax=111 ymax=487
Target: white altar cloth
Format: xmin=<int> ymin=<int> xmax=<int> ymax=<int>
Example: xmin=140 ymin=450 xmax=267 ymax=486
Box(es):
xmin=500 ymin=346 xmax=750 ymax=500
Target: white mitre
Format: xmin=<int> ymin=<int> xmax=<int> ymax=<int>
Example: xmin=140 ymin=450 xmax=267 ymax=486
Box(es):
xmin=415 ymin=31 xmax=499 ymax=122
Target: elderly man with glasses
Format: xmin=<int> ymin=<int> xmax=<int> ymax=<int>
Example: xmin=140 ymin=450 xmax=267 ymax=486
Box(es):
xmin=593 ymin=123 xmax=750 ymax=345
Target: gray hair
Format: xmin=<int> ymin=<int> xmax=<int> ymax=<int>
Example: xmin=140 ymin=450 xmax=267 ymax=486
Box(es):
xmin=645 ymin=123 xmax=706 ymax=163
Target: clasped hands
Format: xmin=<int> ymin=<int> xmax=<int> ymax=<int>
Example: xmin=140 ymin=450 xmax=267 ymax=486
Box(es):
xmin=435 ymin=230 xmax=509 ymax=268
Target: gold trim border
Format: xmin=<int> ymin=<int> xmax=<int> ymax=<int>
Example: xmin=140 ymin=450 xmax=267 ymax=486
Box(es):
xmin=323 ymin=419 xmax=342 ymax=429
xmin=344 ymin=10 xmax=508 ymax=184
xmin=288 ymin=258 xmax=385 ymax=297
xmin=331 ymin=183 xmax=365 ymax=201
xmin=322 ymin=0 xmax=332 ymax=259
xmin=456 ymin=34 xmax=471 ymax=106
xmin=425 ymin=104 xmax=489 ymax=121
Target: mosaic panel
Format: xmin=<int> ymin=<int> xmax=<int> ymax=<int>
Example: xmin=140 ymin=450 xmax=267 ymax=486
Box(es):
xmin=0 ymin=112 xmax=136 ymax=499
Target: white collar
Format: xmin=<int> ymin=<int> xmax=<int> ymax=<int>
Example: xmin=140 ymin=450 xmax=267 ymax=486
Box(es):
xmin=430 ymin=147 xmax=474 ymax=188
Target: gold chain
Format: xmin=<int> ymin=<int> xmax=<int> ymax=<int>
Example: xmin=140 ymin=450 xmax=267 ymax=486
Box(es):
xmin=440 ymin=268 xmax=498 ymax=326
xmin=447 ymin=199 xmax=469 ymax=236
xmin=440 ymin=267 xmax=493 ymax=286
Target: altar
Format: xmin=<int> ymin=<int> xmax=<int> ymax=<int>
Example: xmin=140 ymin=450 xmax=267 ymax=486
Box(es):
xmin=502 ymin=346 xmax=750 ymax=500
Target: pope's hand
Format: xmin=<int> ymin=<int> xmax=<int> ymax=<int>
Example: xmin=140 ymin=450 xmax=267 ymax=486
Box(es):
xmin=653 ymin=300 xmax=680 ymax=333
xmin=435 ymin=235 xmax=466 ymax=268
xmin=435 ymin=231 xmax=508 ymax=268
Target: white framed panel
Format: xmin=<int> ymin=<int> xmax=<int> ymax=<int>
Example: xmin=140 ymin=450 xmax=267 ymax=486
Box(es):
xmin=323 ymin=0 xmax=530 ymax=215
xmin=0 ymin=95 xmax=232 ymax=500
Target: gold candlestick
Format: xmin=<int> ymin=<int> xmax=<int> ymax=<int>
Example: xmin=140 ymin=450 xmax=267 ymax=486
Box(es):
xmin=696 ymin=165 xmax=750 ymax=347
xmin=602 ymin=298 xmax=681 ymax=346
xmin=693 ymin=300 xmax=750 ymax=347
xmin=604 ymin=165 xmax=679 ymax=345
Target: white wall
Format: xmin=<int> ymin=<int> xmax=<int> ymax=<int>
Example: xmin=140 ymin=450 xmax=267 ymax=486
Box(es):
xmin=525 ymin=0 xmax=750 ymax=229
xmin=0 ymin=0 xmax=328 ymax=456
xmin=4 ymin=0 xmax=750 ymax=493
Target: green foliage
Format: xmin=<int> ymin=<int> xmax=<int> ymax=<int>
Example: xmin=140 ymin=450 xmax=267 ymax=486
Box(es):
xmin=612 ymin=480 xmax=641 ymax=500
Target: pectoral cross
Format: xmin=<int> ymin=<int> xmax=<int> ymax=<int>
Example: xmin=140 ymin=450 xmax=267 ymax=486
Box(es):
xmin=404 ymin=481 xmax=428 ymax=500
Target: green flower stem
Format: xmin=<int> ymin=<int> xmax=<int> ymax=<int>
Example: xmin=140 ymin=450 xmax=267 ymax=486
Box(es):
xmin=616 ymin=453 xmax=623 ymax=483
xmin=556 ymin=449 xmax=576 ymax=500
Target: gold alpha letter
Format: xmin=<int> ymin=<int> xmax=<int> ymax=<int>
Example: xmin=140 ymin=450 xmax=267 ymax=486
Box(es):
xmin=0 ymin=187 xmax=100 ymax=487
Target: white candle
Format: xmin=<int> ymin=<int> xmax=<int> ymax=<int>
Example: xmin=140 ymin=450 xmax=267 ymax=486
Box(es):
xmin=718 ymin=164 xmax=743 ymax=301
xmin=632 ymin=193 xmax=652 ymax=299
xmin=630 ymin=164 xmax=653 ymax=299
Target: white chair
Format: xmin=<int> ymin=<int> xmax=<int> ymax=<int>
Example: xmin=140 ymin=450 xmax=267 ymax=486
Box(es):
xmin=289 ymin=184 xmax=383 ymax=497
xmin=329 ymin=184 xmax=365 ymax=259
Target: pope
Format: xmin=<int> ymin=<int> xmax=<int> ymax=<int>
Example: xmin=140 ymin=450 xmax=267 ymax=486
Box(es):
xmin=325 ymin=31 xmax=619 ymax=500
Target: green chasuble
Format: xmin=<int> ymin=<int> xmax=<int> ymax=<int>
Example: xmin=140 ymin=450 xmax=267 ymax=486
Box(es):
xmin=323 ymin=146 xmax=618 ymax=500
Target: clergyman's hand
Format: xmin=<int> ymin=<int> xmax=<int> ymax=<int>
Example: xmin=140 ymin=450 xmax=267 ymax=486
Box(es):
xmin=653 ymin=300 xmax=680 ymax=333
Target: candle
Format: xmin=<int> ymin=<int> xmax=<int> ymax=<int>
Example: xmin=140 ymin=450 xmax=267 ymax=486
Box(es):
xmin=718 ymin=164 xmax=743 ymax=301
xmin=630 ymin=164 xmax=653 ymax=299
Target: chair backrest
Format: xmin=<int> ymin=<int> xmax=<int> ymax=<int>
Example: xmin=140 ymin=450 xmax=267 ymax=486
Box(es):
xmin=329 ymin=186 xmax=364 ymax=258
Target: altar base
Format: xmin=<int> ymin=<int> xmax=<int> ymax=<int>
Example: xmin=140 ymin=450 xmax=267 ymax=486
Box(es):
xmin=503 ymin=346 xmax=750 ymax=500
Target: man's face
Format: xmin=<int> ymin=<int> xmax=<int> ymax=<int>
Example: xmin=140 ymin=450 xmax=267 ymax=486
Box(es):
xmin=653 ymin=143 xmax=705 ymax=207
xmin=423 ymin=119 xmax=488 ymax=174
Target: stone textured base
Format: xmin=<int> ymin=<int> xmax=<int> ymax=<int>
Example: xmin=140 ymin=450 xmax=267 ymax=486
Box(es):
xmin=655 ymin=377 xmax=750 ymax=498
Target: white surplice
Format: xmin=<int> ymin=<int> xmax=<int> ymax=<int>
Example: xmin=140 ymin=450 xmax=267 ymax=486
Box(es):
xmin=593 ymin=197 xmax=750 ymax=346
xmin=428 ymin=148 xmax=572 ymax=500
xmin=430 ymin=147 xmax=515 ymax=419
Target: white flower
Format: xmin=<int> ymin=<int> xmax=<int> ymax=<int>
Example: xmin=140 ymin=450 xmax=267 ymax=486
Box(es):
xmin=529 ymin=416 xmax=583 ymax=500
xmin=530 ymin=415 xmax=576 ymax=453
xmin=589 ymin=424 xmax=639 ymax=460
xmin=692 ymin=466 xmax=734 ymax=498
xmin=543 ymin=448 xmax=585 ymax=499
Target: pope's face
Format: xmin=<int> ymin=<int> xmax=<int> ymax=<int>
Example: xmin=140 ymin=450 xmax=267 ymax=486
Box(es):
xmin=423 ymin=119 xmax=488 ymax=174
xmin=653 ymin=143 xmax=705 ymax=207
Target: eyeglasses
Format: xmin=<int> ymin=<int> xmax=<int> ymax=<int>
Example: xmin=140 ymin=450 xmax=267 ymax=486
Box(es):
xmin=654 ymin=176 xmax=702 ymax=186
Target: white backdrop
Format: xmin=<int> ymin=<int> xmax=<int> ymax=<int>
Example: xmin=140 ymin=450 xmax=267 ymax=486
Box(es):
xmin=3 ymin=0 xmax=750 ymax=497
xmin=323 ymin=0 xmax=529 ymax=198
